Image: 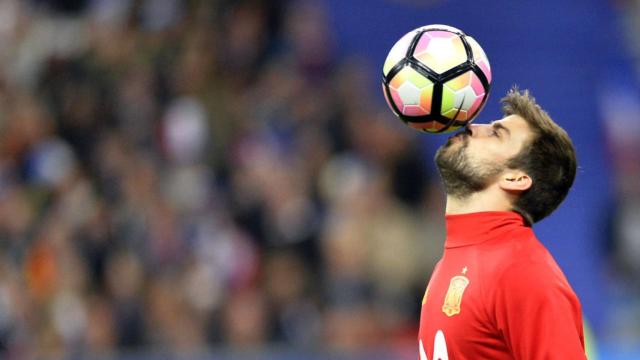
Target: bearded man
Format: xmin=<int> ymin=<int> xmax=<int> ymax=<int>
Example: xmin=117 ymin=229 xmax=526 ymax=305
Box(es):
xmin=418 ymin=88 xmax=586 ymax=360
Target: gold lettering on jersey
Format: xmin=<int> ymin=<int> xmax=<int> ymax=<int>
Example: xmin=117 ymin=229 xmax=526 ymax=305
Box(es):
xmin=442 ymin=275 xmax=469 ymax=317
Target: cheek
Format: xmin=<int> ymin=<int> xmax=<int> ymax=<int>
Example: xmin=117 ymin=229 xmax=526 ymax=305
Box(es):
xmin=467 ymin=141 xmax=511 ymax=164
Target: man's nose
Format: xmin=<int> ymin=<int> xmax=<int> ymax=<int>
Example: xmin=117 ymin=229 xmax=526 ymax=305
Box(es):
xmin=467 ymin=124 xmax=488 ymax=137
xmin=467 ymin=124 xmax=480 ymax=136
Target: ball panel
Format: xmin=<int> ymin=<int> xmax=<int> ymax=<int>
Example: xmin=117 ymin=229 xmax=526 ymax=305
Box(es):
xmin=456 ymin=87 xmax=479 ymax=112
xmin=382 ymin=83 xmax=400 ymax=117
xmin=418 ymin=24 xmax=465 ymax=35
xmin=442 ymin=108 xmax=468 ymax=121
xmin=419 ymin=85 xmax=433 ymax=113
xmin=397 ymin=82 xmax=421 ymax=106
xmin=467 ymin=94 xmax=485 ymax=118
xmin=470 ymin=72 xmax=485 ymax=96
xmin=403 ymin=105 xmax=429 ymax=116
xmin=409 ymin=120 xmax=447 ymax=132
xmin=466 ymin=37 xmax=488 ymax=64
xmin=424 ymin=30 xmax=458 ymax=39
xmin=444 ymin=71 xmax=472 ymax=91
xmin=466 ymin=36 xmax=492 ymax=84
xmin=441 ymin=86 xmax=456 ymax=116
xmin=477 ymin=60 xmax=492 ymax=83
xmin=388 ymin=66 xmax=432 ymax=90
xmin=388 ymin=67 xmax=434 ymax=116
xmin=441 ymin=71 xmax=487 ymax=121
xmin=413 ymin=31 xmax=467 ymax=74
xmin=383 ymin=31 xmax=416 ymax=76
xmin=389 ymin=86 xmax=406 ymax=112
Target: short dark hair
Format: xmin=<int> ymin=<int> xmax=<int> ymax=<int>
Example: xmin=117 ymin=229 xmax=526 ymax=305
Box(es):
xmin=502 ymin=88 xmax=577 ymax=224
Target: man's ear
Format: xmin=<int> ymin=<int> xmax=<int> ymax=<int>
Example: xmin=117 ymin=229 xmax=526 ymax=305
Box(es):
xmin=499 ymin=171 xmax=532 ymax=192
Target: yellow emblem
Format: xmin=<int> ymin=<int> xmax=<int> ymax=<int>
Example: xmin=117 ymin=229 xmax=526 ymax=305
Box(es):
xmin=442 ymin=275 xmax=469 ymax=317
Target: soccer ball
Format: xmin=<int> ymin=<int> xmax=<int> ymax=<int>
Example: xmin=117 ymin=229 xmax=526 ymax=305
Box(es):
xmin=382 ymin=24 xmax=492 ymax=133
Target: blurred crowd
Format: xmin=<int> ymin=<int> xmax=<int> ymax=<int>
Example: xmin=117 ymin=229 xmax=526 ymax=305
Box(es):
xmin=602 ymin=0 xmax=640 ymax=344
xmin=0 ymin=0 xmax=444 ymax=358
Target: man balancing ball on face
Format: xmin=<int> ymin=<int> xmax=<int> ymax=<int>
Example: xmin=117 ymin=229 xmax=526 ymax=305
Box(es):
xmin=418 ymin=88 xmax=585 ymax=360
xmin=381 ymin=25 xmax=585 ymax=359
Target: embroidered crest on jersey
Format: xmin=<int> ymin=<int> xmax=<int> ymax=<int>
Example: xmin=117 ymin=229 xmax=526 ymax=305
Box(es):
xmin=442 ymin=275 xmax=469 ymax=317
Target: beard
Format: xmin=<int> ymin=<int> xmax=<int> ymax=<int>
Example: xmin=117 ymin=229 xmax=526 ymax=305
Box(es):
xmin=435 ymin=131 xmax=504 ymax=199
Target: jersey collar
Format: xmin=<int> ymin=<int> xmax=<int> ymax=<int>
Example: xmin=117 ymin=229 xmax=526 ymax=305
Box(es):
xmin=444 ymin=211 xmax=527 ymax=248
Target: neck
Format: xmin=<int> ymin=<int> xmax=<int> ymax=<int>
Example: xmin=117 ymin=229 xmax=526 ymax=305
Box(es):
xmin=445 ymin=187 xmax=514 ymax=215
xmin=444 ymin=211 xmax=528 ymax=248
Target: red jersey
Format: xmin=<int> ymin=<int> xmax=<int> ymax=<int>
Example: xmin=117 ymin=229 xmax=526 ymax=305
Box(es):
xmin=418 ymin=211 xmax=586 ymax=360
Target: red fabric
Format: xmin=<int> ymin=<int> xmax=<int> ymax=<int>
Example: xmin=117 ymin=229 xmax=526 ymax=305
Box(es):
xmin=418 ymin=211 xmax=586 ymax=360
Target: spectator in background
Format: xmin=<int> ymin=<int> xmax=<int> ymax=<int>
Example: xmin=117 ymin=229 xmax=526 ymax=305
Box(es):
xmin=0 ymin=0 xmax=438 ymax=358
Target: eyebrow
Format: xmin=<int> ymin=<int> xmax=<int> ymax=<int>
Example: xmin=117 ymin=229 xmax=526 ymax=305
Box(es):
xmin=492 ymin=122 xmax=511 ymax=138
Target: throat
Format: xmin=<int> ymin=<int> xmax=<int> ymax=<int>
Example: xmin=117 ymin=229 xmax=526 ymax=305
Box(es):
xmin=445 ymin=190 xmax=512 ymax=215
